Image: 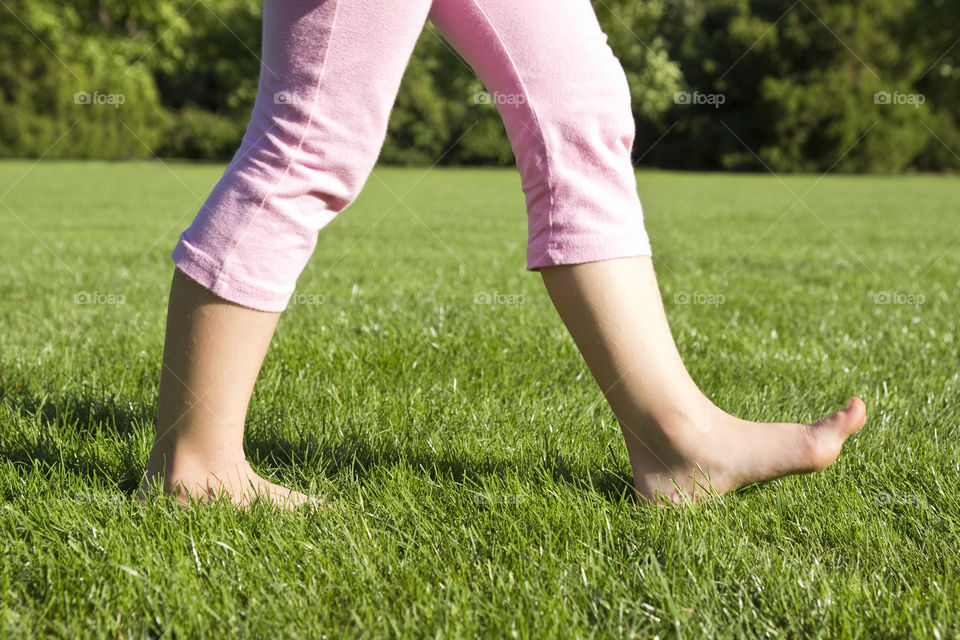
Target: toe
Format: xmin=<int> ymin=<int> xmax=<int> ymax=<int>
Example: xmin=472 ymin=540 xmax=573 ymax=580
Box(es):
xmin=812 ymin=397 xmax=867 ymax=439
xmin=842 ymin=397 xmax=868 ymax=435
xmin=803 ymin=397 xmax=867 ymax=471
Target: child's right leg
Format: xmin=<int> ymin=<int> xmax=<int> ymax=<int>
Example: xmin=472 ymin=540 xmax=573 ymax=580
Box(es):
xmin=424 ymin=0 xmax=865 ymax=503
xmin=540 ymin=256 xmax=866 ymax=503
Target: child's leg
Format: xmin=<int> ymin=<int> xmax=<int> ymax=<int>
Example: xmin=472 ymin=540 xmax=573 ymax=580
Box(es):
xmin=541 ymin=257 xmax=865 ymax=502
xmin=429 ymin=0 xmax=865 ymax=502
xmin=141 ymin=0 xmax=435 ymax=507
xmin=139 ymin=269 xmax=307 ymax=507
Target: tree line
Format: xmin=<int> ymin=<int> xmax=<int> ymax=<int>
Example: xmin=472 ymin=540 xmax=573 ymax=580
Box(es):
xmin=1 ymin=0 xmax=956 ymax=171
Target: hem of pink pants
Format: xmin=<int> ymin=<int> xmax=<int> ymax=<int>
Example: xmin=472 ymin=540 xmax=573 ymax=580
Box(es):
xmin=171 ymin=238 xmax=293 ymax=312
xmin=172 ymin=234 xmax=653 ymax=312
xmin=526 ymin=237 xmax=653 ymax=270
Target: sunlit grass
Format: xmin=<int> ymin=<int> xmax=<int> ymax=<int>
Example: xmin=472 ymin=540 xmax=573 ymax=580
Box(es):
xmin=1 ymin=160 xmax=957 ymax=638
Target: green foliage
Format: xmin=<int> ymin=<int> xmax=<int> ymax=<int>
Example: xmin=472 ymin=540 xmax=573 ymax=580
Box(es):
xmin=160 ymin=107 xmax=247 ymax=160
xmin=0 ymin=0 xmax=677 ymax=164
xmin=0 ymin=0 xmax=258 ymax=159
xmin=0 ymin=1 xmax=166 ymax=158
xmin=897 ymin=0 xmax=960 ymax=170
xmin=0 ymin=0 xmax=957 ymax=170
xmin=646 ymin=0 xmax=958 ymax=171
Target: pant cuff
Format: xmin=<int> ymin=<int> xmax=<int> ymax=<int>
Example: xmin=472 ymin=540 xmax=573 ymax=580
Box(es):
xmin=526 ymin=236 xmax=652 ymax=270
xmin=171 ymin=238 xmax=293 ymax=312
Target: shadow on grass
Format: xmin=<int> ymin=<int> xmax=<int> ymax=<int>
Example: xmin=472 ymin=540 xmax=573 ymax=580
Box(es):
xmin=0 ymin=374 xmax=635 ymax=504
xmin=0 ymin=377 xmax=151 ymax=493
xmin=245 ymin=423 xmax=636 ymax=503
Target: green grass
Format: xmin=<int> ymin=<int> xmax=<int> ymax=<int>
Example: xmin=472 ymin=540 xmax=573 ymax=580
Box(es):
xmin=1 ymin=160 xmax=958 ymax=638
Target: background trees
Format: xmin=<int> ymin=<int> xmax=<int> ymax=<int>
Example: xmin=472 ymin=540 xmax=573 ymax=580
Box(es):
xmin=0 ymin=0 xmax=956 ymax=171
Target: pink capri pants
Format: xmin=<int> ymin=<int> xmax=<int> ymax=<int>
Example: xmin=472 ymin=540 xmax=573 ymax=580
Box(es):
xmin=171 ymin=0 xmax=652 ymax=312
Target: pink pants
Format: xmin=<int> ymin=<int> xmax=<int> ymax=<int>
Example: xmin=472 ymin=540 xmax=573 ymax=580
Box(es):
xmin=172 ymin=0 xmax=652 ymax=312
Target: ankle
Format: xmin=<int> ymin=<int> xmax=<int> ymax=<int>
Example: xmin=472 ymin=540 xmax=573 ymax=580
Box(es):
xmin=621 ymin=394 xmax=717 ymax=448
xmin=143 ymin=438 xmax=247 ymax=484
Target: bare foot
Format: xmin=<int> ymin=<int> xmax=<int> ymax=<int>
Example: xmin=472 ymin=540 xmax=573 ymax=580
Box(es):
xmin=626 ymin=397 xmax=867 ymax=503
xmin=137 ymin=458 xmax=320 ymax=512
xmin=539 ymin=257 xmax=868 ymax=506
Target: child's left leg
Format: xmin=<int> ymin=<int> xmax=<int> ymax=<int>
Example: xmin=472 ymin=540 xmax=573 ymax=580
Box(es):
xmin=140 ymin=0 xmax=437 ymax=508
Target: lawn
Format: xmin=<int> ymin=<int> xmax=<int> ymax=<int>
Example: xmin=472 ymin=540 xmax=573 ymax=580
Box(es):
xmin=0 ymin=160 xmax=957 ymax=638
